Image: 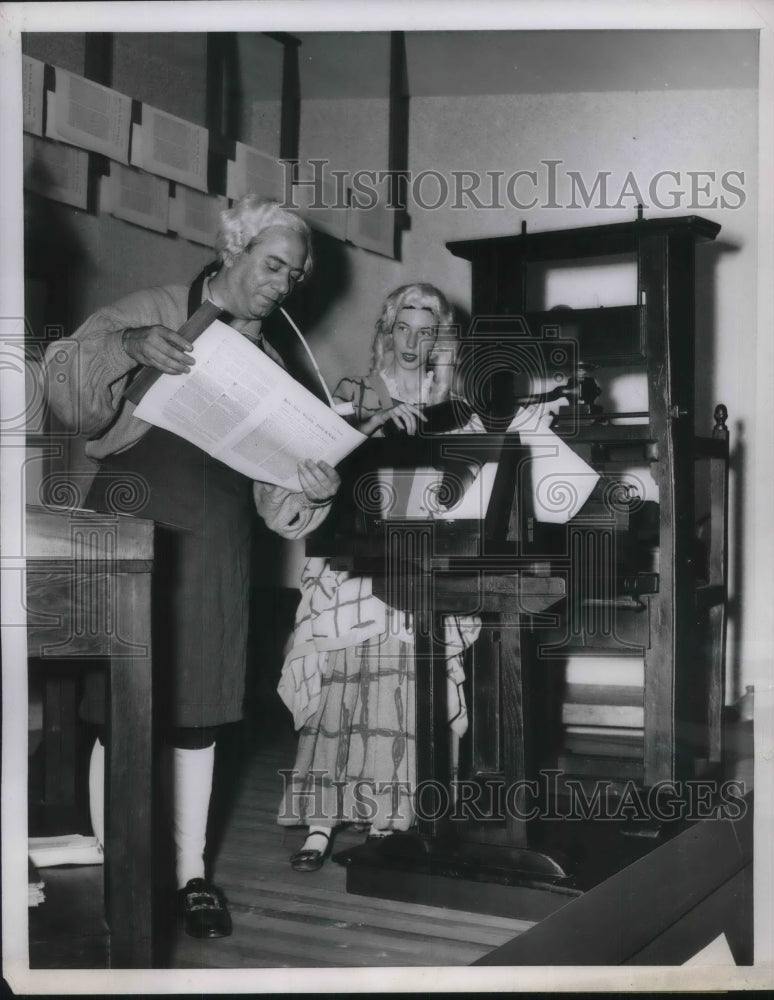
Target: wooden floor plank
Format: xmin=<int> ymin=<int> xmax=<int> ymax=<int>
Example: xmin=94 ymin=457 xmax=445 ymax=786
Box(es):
xmin=220 ymin=889 xmax=535 ymax=946
xmin=221 ymin=869 xmax=536 ymax=935
xmin=164 ymin=737 xmax=532 ymax=968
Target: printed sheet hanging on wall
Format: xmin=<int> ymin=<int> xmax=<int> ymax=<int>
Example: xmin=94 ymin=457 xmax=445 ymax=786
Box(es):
xmin=169 ymin=186 xmax=228 ymax=247
xmin=292 ymin=165 xmax=348 ymax=242
xmin=99 ymin=162 xmax=170 ymax=234
xmin=23 ymin=133 xmax=89 ymax=210
xmin=22 ymin=55 xmax=45 ymax=137
xmin=226 ymin=141 xmax=287 ymax=202
xmin=130 ymin=104 xmax=209 ymax=193
xmin=45 ymin=66 xmax=132 ymax=163
xmin=346 ymin=176 xmax=396 ymax=258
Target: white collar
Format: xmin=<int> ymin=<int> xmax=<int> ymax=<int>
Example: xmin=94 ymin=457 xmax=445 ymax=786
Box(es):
xmin=380 ymin=368 xmax=435 ymax=405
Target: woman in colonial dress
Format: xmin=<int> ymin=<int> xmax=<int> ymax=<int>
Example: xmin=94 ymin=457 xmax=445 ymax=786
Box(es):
xmin=277 ymin=284 xmax=483 ymax=870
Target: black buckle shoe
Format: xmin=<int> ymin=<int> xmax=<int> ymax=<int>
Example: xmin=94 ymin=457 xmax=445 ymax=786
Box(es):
xmin=178 ymin=877 xmax=233 ymax=939
xmin=290 ymin=831 xmax=331 ymax=873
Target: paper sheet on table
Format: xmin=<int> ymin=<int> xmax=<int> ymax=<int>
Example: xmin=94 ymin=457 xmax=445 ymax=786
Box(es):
xmin=377 ymin=463 xmax=499 ymax=520
xmin=511 ymin=403 xmax=600 ymax=523
xmin=133 ymin=319 xmax=365 ymax=490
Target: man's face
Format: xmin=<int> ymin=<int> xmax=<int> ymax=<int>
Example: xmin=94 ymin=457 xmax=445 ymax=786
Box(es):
xmin=222 ymin=226 xmax=307 ymax=320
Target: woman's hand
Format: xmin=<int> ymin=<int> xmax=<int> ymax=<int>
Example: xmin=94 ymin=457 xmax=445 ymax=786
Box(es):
xmin=122 ymin=325 xmax=195 ymax=374
xmin=360 ymin=401 xmax=427 ymax=437
xmin=297 ymin=460 xmax=341 ymax=503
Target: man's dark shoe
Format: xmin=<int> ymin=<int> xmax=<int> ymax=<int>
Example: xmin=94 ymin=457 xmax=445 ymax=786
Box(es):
xmin=178 ymin=877 xmax=233 ymax=938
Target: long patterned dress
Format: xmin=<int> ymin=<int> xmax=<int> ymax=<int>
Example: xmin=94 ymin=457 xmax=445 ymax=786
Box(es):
xmin=277 ymin=374 xmax=480 ymax=832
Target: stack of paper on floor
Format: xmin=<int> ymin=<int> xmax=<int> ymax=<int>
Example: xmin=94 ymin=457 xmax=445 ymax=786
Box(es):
xmin=28 ymin=834 xmax=103 ymax=868
xmin=28 ymin=858 xmax=45 ymax=907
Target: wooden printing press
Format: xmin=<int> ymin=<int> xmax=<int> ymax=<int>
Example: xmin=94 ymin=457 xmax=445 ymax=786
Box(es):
xmin=304 ymin=398 xmax=747 ymax=935
xmin=306 ymin=398 xmax=600 ymax=920
xmin=302 ymin=217 xmax=749 ymax=953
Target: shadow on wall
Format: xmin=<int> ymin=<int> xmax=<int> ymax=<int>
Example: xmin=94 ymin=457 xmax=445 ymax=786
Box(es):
xmin=24 ymin=176 xmax=92 ymax=508
xmin=694 ymin=237 xmax=743 ymax=706
xmin=24 ymin=181 xmax=87 ymax=340
xmin=293 ymin=227 xmax=353 ymax=333
xmin=694 ymin=237 xmax=741 ymax=434
xmin=265 ymin=227 xmax=353 ymax=397
xmin=728 ymin=419 xmax=745 ymax=705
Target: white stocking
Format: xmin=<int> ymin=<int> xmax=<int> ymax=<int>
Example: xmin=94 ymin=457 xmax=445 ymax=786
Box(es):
xmin=174 ymin=743 xmax=215 ymax=890
xmin=301 ymin=824 xmax=332 ymax=854
xmin=88 ymin=737 xmax=105 ymax=851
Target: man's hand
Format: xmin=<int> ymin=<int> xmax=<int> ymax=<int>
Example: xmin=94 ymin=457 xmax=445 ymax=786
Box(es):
xmin=122 ymin=325 xmax=195 ymax=374
xmin=297 ymin=460 xmax=341 ymax=503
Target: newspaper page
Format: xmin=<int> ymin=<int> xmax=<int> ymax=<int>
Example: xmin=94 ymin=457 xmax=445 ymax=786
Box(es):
xmin=346 ymin=176 xmax=397 ymax=258
xmin=99 ymin=162 xmax=170 ymax=233
xmin=21 ymin=54 xmax=44 ymax=136
xmin=130 ymin=104 xmax=209 ymax=192
xmin=133 ymin=318 xmax=366 ymax=489
xmin=169 ymin=185 xmax=228 ymax=247
xmin=23 ymin=134 xmax=89 ymax=210
xmin=293 ymin=165 xmax=349 ymax=241
xmin=226 ymin=140 xmax=286 ymax=201
xmin=45 ymin=67 xmax=132 ymax=162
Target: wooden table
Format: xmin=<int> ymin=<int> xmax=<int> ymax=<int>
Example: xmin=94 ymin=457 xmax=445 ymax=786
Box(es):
xmin=329 ymin=543 xmax=574 ymax=919
xmin=25 ymin=504 xmax=154 ymax=968
xmin=306 ymin=434 xmax=574 ymax=917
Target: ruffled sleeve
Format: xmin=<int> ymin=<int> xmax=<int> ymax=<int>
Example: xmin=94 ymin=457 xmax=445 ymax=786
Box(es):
xmin=252 ymin=482 xmax=333 ymax=539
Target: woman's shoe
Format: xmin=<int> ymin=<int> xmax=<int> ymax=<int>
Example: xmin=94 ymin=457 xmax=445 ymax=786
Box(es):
xmin=290 ymin=831 xmax=331 ymax=872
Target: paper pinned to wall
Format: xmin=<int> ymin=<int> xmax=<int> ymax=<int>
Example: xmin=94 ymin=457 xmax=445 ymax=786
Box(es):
xmin=100 ymin=162 xmax=170 ymax=234
xmin=23 ymin=134 xmax=89 ymax=210
xmin=293 ymin=167 xmax=348 ymax=241
xmin=130 ymin=105 xmax=209 ymax=192
xmin=226 ymin=141 xmax=287 ymax=202
xmin=169 ymin=185 xmax=228 ymax=247
xmin=45 ymin=67 xmax=131 ymax=162
xmin=22 ymin=55 xmax=45 ymax=136
xmin=347 ymin=177 xmax=396 ymax=258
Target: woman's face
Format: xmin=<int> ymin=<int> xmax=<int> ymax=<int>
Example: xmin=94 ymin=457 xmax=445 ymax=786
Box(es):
xmin=390 ymin=307 xmax=437 ymax=371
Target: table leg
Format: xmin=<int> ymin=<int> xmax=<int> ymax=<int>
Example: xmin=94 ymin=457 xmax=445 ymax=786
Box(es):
xmin=105 ymin=570 xmax=153 ymax=968
xmin=42 ymin=670 xmax=78 ymax=808
xmin=414 ymin=609 xmax=451 ymax=839
xmin=499 ymin=615 xmax=528 ymax=847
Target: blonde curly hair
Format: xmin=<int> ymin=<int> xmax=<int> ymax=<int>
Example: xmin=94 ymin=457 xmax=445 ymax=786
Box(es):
xmin=371 ymin=283 xmax=456 ymax=372
xmin=216 ymin=195 xmax=313 ymax=278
